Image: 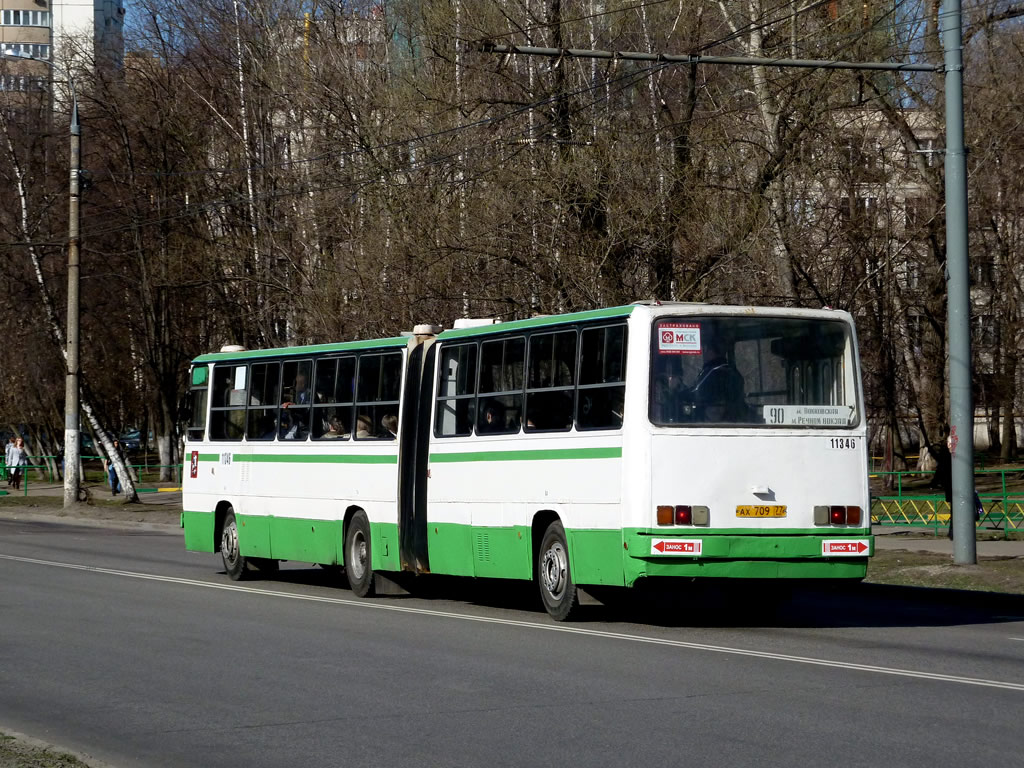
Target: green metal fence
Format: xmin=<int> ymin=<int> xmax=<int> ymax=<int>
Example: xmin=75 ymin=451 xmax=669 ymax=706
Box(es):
xmin=2 ymin=458 xmax=184 ymax=495
xmin=871 ymin=468 xmax=1024 ymax=537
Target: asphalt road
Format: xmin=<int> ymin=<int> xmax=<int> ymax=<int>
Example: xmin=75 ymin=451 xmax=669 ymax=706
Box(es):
xmin=2 ymin=519 xmax=1023 ymax=768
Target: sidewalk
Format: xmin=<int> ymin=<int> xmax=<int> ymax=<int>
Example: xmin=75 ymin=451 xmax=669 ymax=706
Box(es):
xmin=873 ymin=525 xmax=1024 ymax=557
xmin=0 ymin=480 xmax=181 ymax=506
xmin=0 ymin=479 xmax=182 ymax=531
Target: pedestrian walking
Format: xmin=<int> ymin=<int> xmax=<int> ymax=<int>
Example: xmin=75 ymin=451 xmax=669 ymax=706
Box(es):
xmin=105 ymin=439 xmax=124 ymax=496
xmin=9 ymin=437 xmax=26 ymax=491
xmin=4 ymin=436 xmax=14 ymax=487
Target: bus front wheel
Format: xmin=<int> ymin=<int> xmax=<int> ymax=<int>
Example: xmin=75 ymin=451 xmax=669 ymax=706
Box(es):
xmin=345 ymin=511 xmax=375 ymax=597
xmin=221 ymin=510 xmax=249 ymax=581
xmin=537 ymin=521 xmax=580 ymax=621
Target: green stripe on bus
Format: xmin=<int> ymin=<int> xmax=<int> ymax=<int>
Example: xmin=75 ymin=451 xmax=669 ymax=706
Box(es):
xmin=234 ymin=453 xmax=398 ymax=464
xmin=437 ymin=305 xmax=635 ymax=340
xmin=430 ymin=447 xmax=622 ymax=462
xmin=193 ymin=335 xmax=408 ymax=364
xmin=192 ymin=307 xmax=637 ymax=364
xmin=197 ymin=453 xmax=218 ymax=462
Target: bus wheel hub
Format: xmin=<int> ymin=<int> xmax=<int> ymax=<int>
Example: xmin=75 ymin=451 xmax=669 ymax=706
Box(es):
xmin=541 ymin=544 xmax=567 ymax=598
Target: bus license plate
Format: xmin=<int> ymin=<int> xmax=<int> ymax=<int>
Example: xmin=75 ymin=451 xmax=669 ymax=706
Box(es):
xmin=736 ymin=505 xmax=787 ymax=518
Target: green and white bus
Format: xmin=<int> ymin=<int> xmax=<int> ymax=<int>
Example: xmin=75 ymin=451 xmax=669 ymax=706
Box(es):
xmin=182 ymin=302 xmax=871 ymax=620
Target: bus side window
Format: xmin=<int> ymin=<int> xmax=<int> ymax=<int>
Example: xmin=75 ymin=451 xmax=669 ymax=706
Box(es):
xmin=312 ymin=356 xmax=355 ymax=439
xmin=280 ymin=359 xmax=313 ymax=440
xmin=187 ymin=387 xmax=208 ymax=441
xmin=577 ymin=324 xmax=627 ymax=430
xmin=186 ymin=365 xmax=209 ymax=442
xmin=210 ymin=364 xmax=248 ymax=441
xmin=246 ymin=362 xmax=281 ymax=441
xmin=477 ymin=337 xmax=524 ymax=434
xmin=435 ymin=343 xmax=477 ymax=437
xmin=354 ymin=351 xmax=402 ymax=440
xmin=526 ymin=330 xmax=577 ymax=432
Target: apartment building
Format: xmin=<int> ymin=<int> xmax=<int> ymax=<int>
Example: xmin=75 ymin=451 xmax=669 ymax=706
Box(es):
xmin=1 ymin=0 xmax=124 ymax=80
xmin=51 ymin=0 xmax=125 ymax=66
xmin=1 ymin=1 xmax=51 ymax=91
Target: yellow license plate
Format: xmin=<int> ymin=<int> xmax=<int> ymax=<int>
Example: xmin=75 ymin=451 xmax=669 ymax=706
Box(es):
xmin=736 ymin=505 xmax=787 ymax=518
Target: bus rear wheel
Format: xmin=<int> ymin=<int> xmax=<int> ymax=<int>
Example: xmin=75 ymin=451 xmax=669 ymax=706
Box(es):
xmin=221 ymin=510 xmax=249 ymax=581
xmin=537 ymin=521 xmax=580 ymax=621
xmin=345 ymin=511 xmax=375 ymax=597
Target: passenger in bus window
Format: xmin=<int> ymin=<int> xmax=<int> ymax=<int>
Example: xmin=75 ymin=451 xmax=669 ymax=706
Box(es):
xmin=283 ymin=371 xmax=313 ymax=407
xmin=355 ymin=414 xmax=373 ymax=439
xmin=323 ymin=415 xmax=345 ymax=439
xmin=691 ymin=335 xmax=746 ymax=422
xmin=478 ymin=403 xmax=502 ymax=433
xmin=382 ymin=413 xmax=398 ymax=438
xmin=280 ymin=410 xmax=299 ymax=440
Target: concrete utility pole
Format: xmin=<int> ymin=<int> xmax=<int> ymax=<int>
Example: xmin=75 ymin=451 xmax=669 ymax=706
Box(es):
xmin=484 ymin=10 xmax=978 ymax=562
xmin=64 ymin=82 xmax=82 ymax=508
xmin=940 ymin=0 xmax=977 ymax=564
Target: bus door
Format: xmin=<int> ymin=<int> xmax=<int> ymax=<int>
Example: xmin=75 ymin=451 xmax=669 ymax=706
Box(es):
xmin=398 ymin=332 xmax=438 ymax=573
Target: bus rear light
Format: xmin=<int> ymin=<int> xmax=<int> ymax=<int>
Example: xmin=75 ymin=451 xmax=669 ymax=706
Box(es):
xmin=657 ymin=505 xmax=710 ymax=526
xmin=815 ymin=505 xmax=862 ymax=526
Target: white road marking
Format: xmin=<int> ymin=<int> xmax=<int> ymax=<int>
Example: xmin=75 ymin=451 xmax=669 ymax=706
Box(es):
xmin=1010 ymin=637 xmax=1024 ymax=642
xmin=3 ymin=552 xmax=1024 ymax=693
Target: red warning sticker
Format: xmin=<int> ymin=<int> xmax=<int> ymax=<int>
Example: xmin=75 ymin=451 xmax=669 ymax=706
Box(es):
xmin=650 ymin=539 xmax=703 ymax=555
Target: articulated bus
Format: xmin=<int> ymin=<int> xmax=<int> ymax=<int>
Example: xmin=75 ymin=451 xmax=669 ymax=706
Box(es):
xmin=182 ymin=303 xmax=871 ymax=620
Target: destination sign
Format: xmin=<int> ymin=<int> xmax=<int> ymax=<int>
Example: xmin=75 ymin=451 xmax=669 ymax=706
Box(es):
xmin=763 ymin=405 xmax=856 ymax=427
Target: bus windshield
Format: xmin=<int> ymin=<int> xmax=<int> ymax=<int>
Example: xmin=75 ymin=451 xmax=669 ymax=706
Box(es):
xmin=650 ymin=315 xmax=859 ymax=428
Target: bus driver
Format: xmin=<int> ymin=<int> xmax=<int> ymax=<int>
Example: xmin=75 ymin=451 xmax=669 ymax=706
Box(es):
xmin=690 ymin=334 xmax=746 ymax=422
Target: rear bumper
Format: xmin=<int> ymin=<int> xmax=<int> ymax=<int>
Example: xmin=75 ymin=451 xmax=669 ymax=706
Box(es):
xmin=621 ymin=531 xmax=872 ymax=585
xmin=627 ymin=531 xmax=873 ymax=559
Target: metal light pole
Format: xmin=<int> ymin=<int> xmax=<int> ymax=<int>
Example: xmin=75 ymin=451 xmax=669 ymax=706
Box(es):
xmin=939 ymin=0 xmax=977 ymax=563
xmin=2 ymin=50 xmax=81 ymax=507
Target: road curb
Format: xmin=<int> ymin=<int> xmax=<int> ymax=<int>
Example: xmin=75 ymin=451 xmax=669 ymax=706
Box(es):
xmin=0 ymin=509 xmax=181 ymax=534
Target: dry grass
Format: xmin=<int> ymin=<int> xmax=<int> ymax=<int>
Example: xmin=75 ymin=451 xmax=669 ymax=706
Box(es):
xmin=0 ymin=733 xmax=94 ymax=768
xmin=867 ymin=549 xmax=1024 ymax=594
